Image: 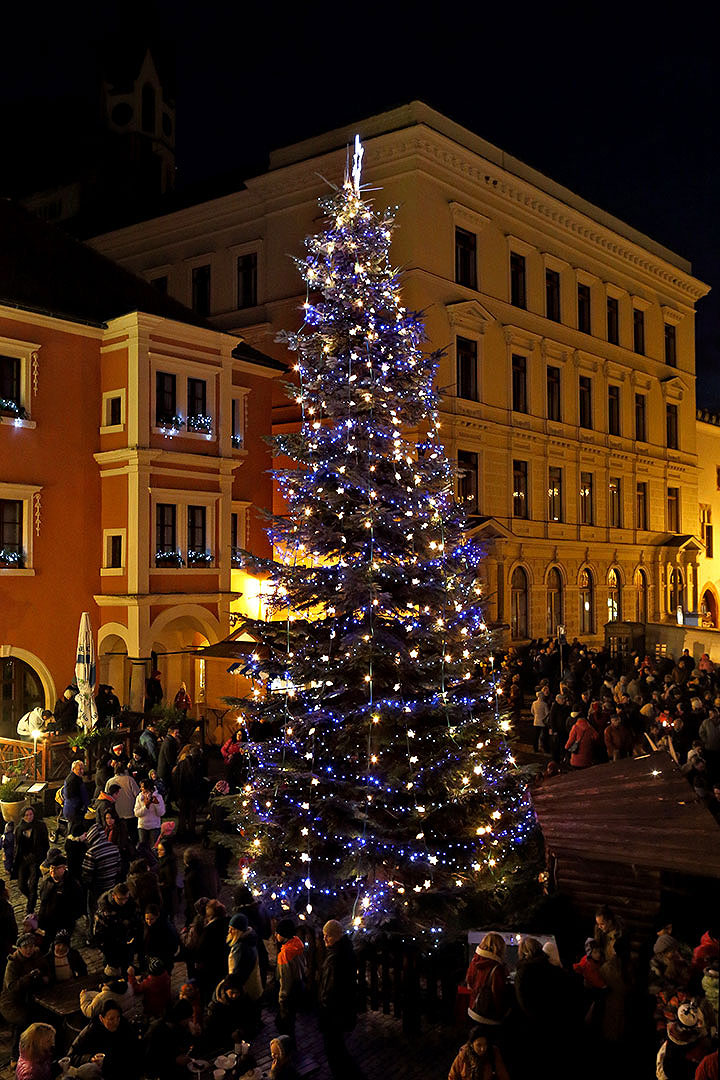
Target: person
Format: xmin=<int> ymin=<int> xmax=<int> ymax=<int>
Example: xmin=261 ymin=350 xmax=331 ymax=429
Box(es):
xmin=105 ymin=765 xmax=139 ymax=843
xmin=144 ymin=670 xmax=163 ymax=714
xmin=139 ymin=721 xmax=160 ymax=767
xmin=195 ymin=898 xmax=228 ymax=1000
xmin=127 ymin=957 xmax=171 ymax=1018
xmin=531 ymin=689 xmax=550 ymax=752
xmin=1 ymin=820 xmax=15 ymax=874
xmin=464 ymin=932 xmax=509 ymax=1027
xmin=656 ymin=1002 xmax=709 ymax=1080
xmin=139 ymin=903 xmax=179 ymax=973
xmin=205 ymin=974 xmax=249 ymax=1048
xmin=47 ymin=928 xmax=87 ymax=981
xmin=173 ymin=682 xmax=192 ymax=715
xmin=62 ymin=760 xmax=90 ymax=833
xmin=79 ymin=974 xmax=137 ymax=1020
xmin=127 ymin=858 xmax=161 ymax=912
xmin=82 ymin=824 xmax=123 ymax=929
xmin=157 ymin=838 xmax=179 ymax=919
xmin=157 ymin=723 xmax=181 ymax=807
xmin=232 ymin=884 xmax=272 ymax=986
xmin=269 ymin=1036 xmax=300 ymax=1080
xmin=134 ymin=777 xmax=165 ymax=848
xmin=102 ymin=807 xmax=133 ymax=877
xmin=692 ymin=928 xmax=720 ymax=980
xmin=143 ymin=999 xmax=195 ymax=1080
xmin=182 ymin=848 xmax=218 ymax=925
xmin=594 ymin=904 xmax=624 ymax=962
xmin=275 ymin=918 xmax=307 ymax=1040
xmin=1 ymin=933 xmax=50 ymax=1052
xmin=95 ymin=684 xmax=120 ymax=726
xmin=565 ymin=711 xmax=599 ymax=769
xmin=174 ymin=744 xmax=204 ymax=840
xmin=11 ymin=806 xmax=49 ymax=914
xmin=604 ymin=713 xmax=634 ymax=761
xmin=318 ymin=920 xmax=360 ymax=1079
xmin=695 ymin=1050 xmax=719 ymax=1080
xmin=94 ymin=882 xmax=138 ymax=973
xmin=0 ymin=878 xmax=18 ymax=985
xmin=221 ymin=730 xmax=251 ymax=792
xmin=16 ymin=708 xmax=53 ymax=740
xmin=36 ymin=849 xmax=83 ymax=942
xmin=54 ymin=686 xmax=79 ymax=733
xmin=69 ymin=998 xmax=141 ymax=1080
xmin=448 ymin=1026 xmax=510 ymax=1080
xmin=15 ymin=1021 xmax=55 ymax=1080
xmin=226 ymin=913 xmax=262 ymax=1032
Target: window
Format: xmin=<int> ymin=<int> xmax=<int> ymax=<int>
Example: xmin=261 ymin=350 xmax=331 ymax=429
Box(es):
xmin=666 ymin=404 xmax=679 ymax=450
xmin=102 ymin=531 xmax=126 ymax=574
xmin=0 ymin=355 xmax=21 ymax=415
xmin=151 ymin=276 xmax=168 ymax=294
xmin=635 ymin=568 xmax=648 ymax=624
xmin=109 ymin=535 xmax=123 ymax=569
xmin=192 ymin=264 xmax=211 ymax=316
xmin=510 ymin=252 xmax=527 ymax=309
xmin=607 ymin=296 xmax=619 ymax=344
xmin=156 ymin=371 xmax=177 ymax=425
xmin=636 ymin=481 xmax=648 ymax=530
xmin=578 ymin=375 xmax=592 ymax=429
xmin=669 ymin=568 xmax=685 ymax=614
xmin=457 ymin=451 xmax=479 ymax=515
xmin=512 ymin=354 xmax=527 ymax=413
xmin=717 ymin=466 xmax=720 ymax=492
xmin=456 ymin=337 xmax=478 ymax=401
xmin=141 ymin=84 xmax=155 ymax=133
xmin=608 ymin=477 xmax=622 ymax=528
xmin=665 ymin=323 xmax=677 ymax=367
xmin=577 ymin=283 xmax=591 ymax=334
xmin=548 ymin=466 xmax=563 ymax=522
xmin=547 ymin=566 xmax=563 ymax=636
xmin=0 ymin=499 xmax=23 ymax=567
xmin=608 ymin=385 xmax=621 ymax=436
xmin=231 ymin=512 xmax=242 ymax=566
xmin=667 ymin=487 xmax=680 ymax=532
xmin=579 ymin=471 xmax=594 ymax=525
xmin=579 ymin=568 xmax=594 ymax=635
xmin=546 ymin=269 xmax=561 ymax=322
xmin=546 ymin=366 xmax=561 ymax=422
xmin=512 ymin=460 xmax=528 ymax=518
xmin=455 ymin=228 xmax=477 ymax=289
xmin=635 ymin=393 xmax=647 ymax=442
xmin=109 ymin=397 xmax=122 ymax=426
xmin=156 ymin=504 xmax=178 ymax=564
xmin=187 ymin=378 xmax=209 ymax=433
xmin=101 ymin=390 xmax=126 ymax=432
xmin=607 ymin=568 xmax=622 ymax=622
xmin=187 ymin=505 xmax=208 ymax=564
xmin=511 ymin=566 xmax=528 ymax=640
xmin=701 ymin=505 xmax=713 ymax=558
xmin=231 ymin=397 xmax=244 ymax=449
xmin=237 ymin=252 xmax=258 ymax=309
xmin=633 ymin=308 xmax=645 ymax=354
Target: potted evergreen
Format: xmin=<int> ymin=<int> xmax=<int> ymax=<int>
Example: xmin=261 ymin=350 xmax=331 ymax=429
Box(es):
xmin=0 ymin=767 xmax=26 ymax=823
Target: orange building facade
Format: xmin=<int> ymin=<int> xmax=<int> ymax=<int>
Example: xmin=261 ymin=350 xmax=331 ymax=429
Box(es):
xmin=0 ymin=248 xmax=279 ymax=738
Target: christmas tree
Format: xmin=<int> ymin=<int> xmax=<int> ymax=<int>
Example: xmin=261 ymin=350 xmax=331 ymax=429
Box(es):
xmin=227 ymin=138 xmax=536 ymax=935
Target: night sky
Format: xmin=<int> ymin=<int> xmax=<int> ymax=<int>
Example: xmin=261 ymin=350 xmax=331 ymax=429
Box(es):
xmin=2 ymin=4 xmax=718 ymax=404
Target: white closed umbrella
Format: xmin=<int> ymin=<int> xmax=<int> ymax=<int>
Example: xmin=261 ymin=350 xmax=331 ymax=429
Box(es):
xmin=75 ymin=611 xmax=98 ymax=732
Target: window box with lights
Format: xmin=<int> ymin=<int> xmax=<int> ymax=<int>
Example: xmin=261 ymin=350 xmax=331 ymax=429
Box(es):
xmin=151 ymin=361 xmax=217 ymax=443
xmin=0 ymin=337 xmax=39 ymax=430
xmin=155 ymin=549 xmax=185 ymax=568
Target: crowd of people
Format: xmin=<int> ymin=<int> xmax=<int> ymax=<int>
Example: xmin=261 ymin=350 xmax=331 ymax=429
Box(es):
xmin=0 ymin=715 xmax=362 ymax=1080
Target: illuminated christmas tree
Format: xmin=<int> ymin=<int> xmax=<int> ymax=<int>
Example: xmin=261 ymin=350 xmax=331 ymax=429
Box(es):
xmin=228 ymin=139 xmax=535 ymax=934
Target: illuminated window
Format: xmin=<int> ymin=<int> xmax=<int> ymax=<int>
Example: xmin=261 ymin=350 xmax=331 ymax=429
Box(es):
xmin=579 ymin=568 xmax=594 ymax=634
xmin=512 ymin=460 xmax=528 ymax=518
xmin=579 ymin=472 xmax=593 ymax=525
xmin=511 ymin=566 xmax=528 ymax=639
xmin=548 ymin=466 xmax=563 ymax=522
xmin=607 ymin=567 xmax=622 ymax=622
xmin=635 ymin=568 xmax=648 ymax=624
xmin=608 ymin=477 xmax=622 ymax=529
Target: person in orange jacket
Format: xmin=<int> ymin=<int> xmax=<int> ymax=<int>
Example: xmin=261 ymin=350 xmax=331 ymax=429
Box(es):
xmin=274 ymin=918 xmax=306 ymax=1041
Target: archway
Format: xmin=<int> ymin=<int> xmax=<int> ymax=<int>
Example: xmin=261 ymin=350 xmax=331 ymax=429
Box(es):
xmin=97 ymin=633 xmax=130 ymax=705
xmin=0 ymin=653 xmax=46 ymax=737
xmin=147 ymin=607 xmax=219 ymax=711
xmin=510 ymin=566 xmax=529 ymax=640
xmin=701 ymin=588 xmax=718 ymax=629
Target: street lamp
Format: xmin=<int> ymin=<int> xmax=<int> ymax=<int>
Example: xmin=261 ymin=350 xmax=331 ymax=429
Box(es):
xmin=31 ymin=729 xmax=41 ymax=781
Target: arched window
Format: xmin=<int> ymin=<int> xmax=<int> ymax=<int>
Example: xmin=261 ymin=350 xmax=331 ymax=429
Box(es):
xmin=607 ymin=567 xmax=622 ymax=623
xmin=511 ymin=566 xmax=529 ymax=640
xmin=579 ymin=568 xmax=594 ymax=635
xmin=0 ymin=656 xmax=44 ymax=737
xmin=701 ymin=588 xmax=717 ymax=628
xmin=141 ymin=84 xmax=156 ymax=133
xmin=669 ymin=568 xmax=685 ymax=614
xmin=635 ymin=568 xmax=648 ymax=624
xmin=547 ymin=566 xmax=563 ymax=636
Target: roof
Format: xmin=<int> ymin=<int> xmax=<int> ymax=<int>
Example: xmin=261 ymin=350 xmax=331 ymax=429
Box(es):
xmin=232 ymin=339 xmax=286 ymax=372
xmin=532 ymin=750 xmax=720 ymax=877
xmin=0 ymin=198 xmax=218 ymax=331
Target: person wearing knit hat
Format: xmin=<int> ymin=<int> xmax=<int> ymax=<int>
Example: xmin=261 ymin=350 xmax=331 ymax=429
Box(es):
xmin=128 ymin=957 xmax=171 ymax=1018
xmin=274 ymin=919 xmax=306 ymax=1040
xmin=657 ymin=1003 xmax=709 ymax=1080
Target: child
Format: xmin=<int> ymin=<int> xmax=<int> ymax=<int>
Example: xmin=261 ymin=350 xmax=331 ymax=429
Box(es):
xmin=574 ymin=938 xmax=607 ymax=1026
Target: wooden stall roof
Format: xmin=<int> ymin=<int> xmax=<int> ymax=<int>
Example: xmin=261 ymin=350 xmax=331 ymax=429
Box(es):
xmin=532 ymin=751 xmax=720 ymax=876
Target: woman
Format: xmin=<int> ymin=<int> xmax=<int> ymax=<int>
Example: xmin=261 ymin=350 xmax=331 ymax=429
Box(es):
xmin=195 ymin=899 xmax=229 ymax=1000
xmin=134 ymin=778 xmax=165 ymax=849
xmin=0 ymin=878 xmax=18 ymax=985
xmin=221 ymin=729 xmax=250 ymax=791
xmin=173 ymin=682 xmax=192 ymax=715
xmin=16 ymin=1022 xmax=55 ymax=1080
xmin=464 ymin=932 xmax=509 ymax=1027
xmin=103 ymin=808 xmax=133 ymax=877
xmin=47 ymin=929 xmax=87 ymax=981
xmin=11 ymin=807 xmax=49 ymax=914
xmin=448 ymin=1026 xmax=510 ymax=1080
xmin=174 ymin=745 xmax=204 ymax=841
xmin=156 ymin=838 xmax=179 ymax=919
xmin=565 ymin=711 xmax=599 ymax=769
xmin=270 ymin=1035 xmax=299 ymax=1080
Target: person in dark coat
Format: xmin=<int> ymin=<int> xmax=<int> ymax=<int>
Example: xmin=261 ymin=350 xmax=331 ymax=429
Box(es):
xmin=318 ymin=920 xmax=361 ymax=1079
xmin=139 ymin=903 xmax=179 ymax=973
xmin=36 ymin=849 xmax=84 ymax=941
xmin=1 ymin=934 xmax=50 ymax=1046
xmin=157 ymin=723 xmax=181 ymax=808
xmin=69 ymin=999 xmax=141 ymax=1080
xmin=127 ymin=858 xmax=161 ymax=912
xmin=62 ymin=760 xmax=90 ymax=832
xmin=96 ymin=684 xmax=121 ymax=726
xmin=54 ymin=685 xmax=79 ymax=733
xmin=47 ymin=927 xmax=88 ymax=980
xmin=174 ymin=745 xmax=204 ymax=840
xmin=139 ymin=721 xmax=160 ymax=767
xmin=143 ymin=999 xmax=195 ymax=1080
xmin=144 ymin=670 xmax=163 ymax=714
xmin=95 ymin=883 xmax=139 ymax=972
xmin=205 ymin=974 xmax=248 ymax=1047
xmin=182 ymin=848 xmax=218 ymax=925
xmin=0 ymin=877 xmax=18 ymax=985
xmin=157 ymin=837 xmax=179 ymax=919
xmin=11 ymin=806 xmax=49 ymax=914
xmin=194 ymin=899 xmax=228 ymax=1000
xmin=232 ymin=884 xmax=272 ymax=986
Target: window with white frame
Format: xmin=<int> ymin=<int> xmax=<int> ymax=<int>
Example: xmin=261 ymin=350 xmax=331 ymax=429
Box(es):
xmin=151 ymin=489 xmax=219 ymax=569
xmin=151 ymin=356 xmax=217 ymax=440
xmin=0 ymin=482 xmax=41 ymax=572
xmin=0 ymin=336 xmax=38 ymax=425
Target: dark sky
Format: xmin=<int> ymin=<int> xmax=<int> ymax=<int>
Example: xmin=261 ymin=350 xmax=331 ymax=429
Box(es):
xmin=2 ymin=4 xmax=719 ymax=403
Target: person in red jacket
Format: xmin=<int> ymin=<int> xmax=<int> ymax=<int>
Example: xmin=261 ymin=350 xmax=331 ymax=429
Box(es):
xmin=464 ymin=932 xmax=509 ymax=1026
xmin=127 ymin=957 xmax=171 ymax=1018
xmin=696 ymin=1049 xmax=719 ymax=1080
xmin=692 ymin=929 xmax=720 ymax=979
xmin=565 ymin=712 xmax=599 ymax=769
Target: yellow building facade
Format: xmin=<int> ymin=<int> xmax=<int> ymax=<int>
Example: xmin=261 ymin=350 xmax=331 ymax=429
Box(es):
xmin=90 ymin=103 xmax=710 ymax=645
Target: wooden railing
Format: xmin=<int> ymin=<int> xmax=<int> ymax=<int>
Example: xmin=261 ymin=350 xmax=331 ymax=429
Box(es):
xmin=0 ymin=735 xmax=75 ymax=782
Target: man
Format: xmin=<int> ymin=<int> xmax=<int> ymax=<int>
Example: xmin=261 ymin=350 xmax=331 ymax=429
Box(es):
xmin=318 ymin=920 xmax=362 ymax=1078
xmin=54 ymin=684 xmax=79 ymax=732
xmin=96 ymin=684 xmax=121 ymax=726
xmin=37 ymin=848 xmax=84 ymax=941
xmin=16 ymin=707 xmax=53 ymax=739
xmin=106 ymin=763 xmax=140 ymax=842
xmin=274 ymin=918 xmax=306 ymax=1039
xmin=69 ymin=998 xmax=141 ymax=1080
xmin=226 ymin=912 xmax=262 ymax=1031
xmin=82 ymin=823 xmax=123 ymax=931
xmin=157 ymin=723 xmax=181 ymax=807
xmin=140 ymin=903 xmax=179 ymax=973
xmin=139 ymin=720 xmax=160 ymax=766
xmin=62 ymin=759 xmax=90 ymax=832
xmin=95 ymin=882 xmax=138 ymax=973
